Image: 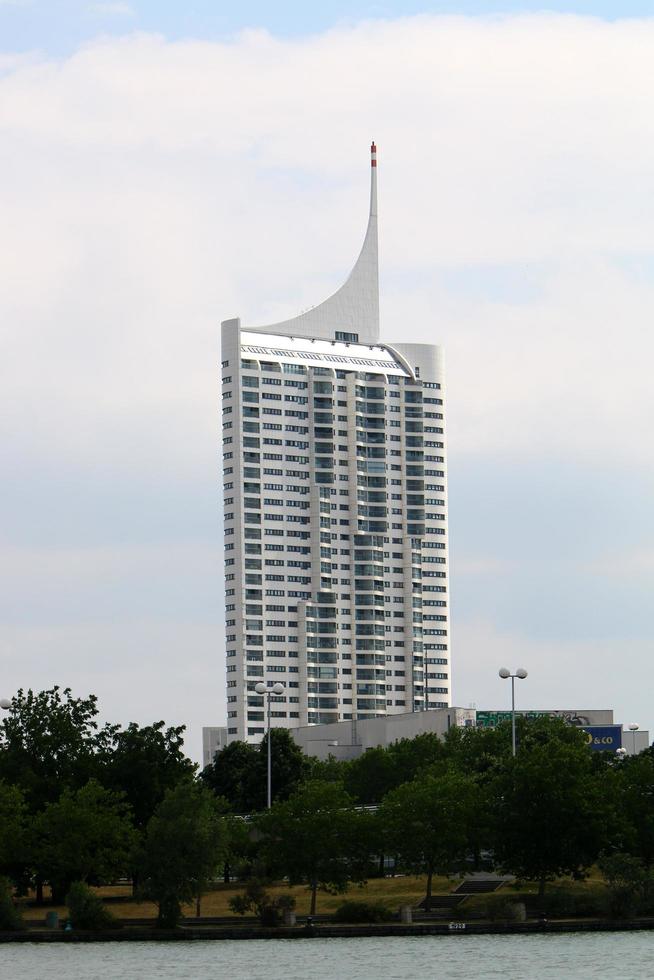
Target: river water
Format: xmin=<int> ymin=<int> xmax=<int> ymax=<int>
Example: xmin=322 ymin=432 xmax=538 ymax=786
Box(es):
xmin=2 ymin=933 xmax=654 ymax=980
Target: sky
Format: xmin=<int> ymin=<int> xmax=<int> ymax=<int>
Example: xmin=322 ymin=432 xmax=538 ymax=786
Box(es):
xmin=1 ymin=1 xmax=653 ymax=764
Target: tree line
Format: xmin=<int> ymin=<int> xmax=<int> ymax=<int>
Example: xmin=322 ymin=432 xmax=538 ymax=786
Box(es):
xmin=2 ymin=687 xmax=654 ymax=927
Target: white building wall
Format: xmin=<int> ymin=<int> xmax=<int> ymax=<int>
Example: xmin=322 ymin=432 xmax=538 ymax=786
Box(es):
xmin=202 ymin=726 xmax=228 ymax=767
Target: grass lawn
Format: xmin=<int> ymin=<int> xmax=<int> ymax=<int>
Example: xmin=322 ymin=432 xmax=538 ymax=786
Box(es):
xmin=21 ymin=875 xmax=452 ymax=923
xmin=21 ymin=871 xmax=609 ymax=924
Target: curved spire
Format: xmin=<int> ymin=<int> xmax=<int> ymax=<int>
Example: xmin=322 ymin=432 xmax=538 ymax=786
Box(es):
xmin=250 ymin=142 xmax=380 ymax=343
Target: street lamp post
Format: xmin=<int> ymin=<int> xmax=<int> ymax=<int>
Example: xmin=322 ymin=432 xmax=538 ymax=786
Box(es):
xmin=255 ymin=681 xmax=286 ymax=808
xmin=628 ymin=723 xmax=640 ymax=755
xmin=499 ymin=667 xmax=528 ymax=757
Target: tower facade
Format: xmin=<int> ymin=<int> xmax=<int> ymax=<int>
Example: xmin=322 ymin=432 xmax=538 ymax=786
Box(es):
xmin=221 ymin=145 xmax=450 ymax=742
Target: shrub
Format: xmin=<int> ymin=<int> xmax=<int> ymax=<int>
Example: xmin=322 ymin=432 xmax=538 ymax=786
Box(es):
xmin=0 ymin=877 xmax=23 ymax=931
xmin=228 ymin=879 xmax=271 ymax=918
xmin=599 ymin=852 xmax=647 ymax=919
xmin=66 ymin=882 xmax=116 ymax=930
xmin=333 ymin=900 xmax=392 ymax=923
xmin=635 ymin=886 xmax=654 ymax=917
xmin=228 ymin=881 xmax=296 ymax=926
xmin=542 ymin=884 xmax=608 ymax=918
xmin=460 ymin=894 xmax=524 ymax=921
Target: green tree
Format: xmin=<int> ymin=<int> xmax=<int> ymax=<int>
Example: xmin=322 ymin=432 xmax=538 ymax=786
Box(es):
xmin=0 ymin=780 xmax=28 ymax=882
xmin=0 ymin=876 xmax=23 ymax=931
xmin=65 ymin=880 xmax=116 ymax=930
xmin=200 ymin=740 xmax=258 ymax=812
xmin=387 ymin=733 xmax=447 ymax=782
xmin=599 ymin=851 xmax=648 ymax=918
xmin=139 ymin=781 xmax=228 ymax=927
xmin=0 ymin=688 xmax=111 ymax=813
xmin=442 ymin=722 xmax=513 ymax=774
xmin=619 ymin=750 xmax=654 ymax=867
xmin=257 ymin=780 xmax=369 ymax=915
xmin=256 ymin=728 xmax=310 ymax=808
xmin=201 ymin=729 xmax=309 ymax=812
xmin=100 ymin=721 xmax=196 ymax=832
xmin=380 ymin=769 xmax=478 ymax=909
xmin=99 ymin=720 xmax=196 ymax=893
xmin=490 ymin=718 xmax=619 ymax=901
xmin=32 ymin=779 xmax=137 ymax=904
xmin=343 ymin=746 xmax=399 ymax=805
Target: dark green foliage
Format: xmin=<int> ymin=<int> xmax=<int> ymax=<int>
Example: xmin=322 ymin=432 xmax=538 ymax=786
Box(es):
xmin=599 ymin=852 xmax=648 ymax=918
xmin=333 ymin=900 xmax=392 ymax=923
xmin=228 ymin=880 xmax=296 ymax=925
xmin=490 ymin=717 xmax=620 ymax=899
xmin=139 ymin=780 xmax=228 ymax=927
xmin=0 ymin=780 xmax=28 ymax=881
xmin=257 ymin=780 xmax=371 ymax=915
xmin=66 ymin=881 xmax=116 ymax=930
xmin=201 ymin=729 xmax=309 ymax=812
xmin=228 ymin=879 xmax=271 ymax=917
xmin=343 ymin=747 xmax=400 ymax=805
xmin=201 ymin=740 xmax=257 ymax=811
xmin=99 ymin=721 xmax=196 ymax=832
xmin=0 ymin=688 xmax=112 ymax=812
xmin=618 ymin=752 xmax=654 ymax=867
xmin=343 ymin=734 xmax=446 ymax=805
xmin=0 ymin=688 xmax=199 ymax=901
xmin=380 ymin=769 xmax=479 ymax=909
xmin=0 ymin=876 xmax=23 ymax=931
xmin=32 ymin=779 xmax=137 ymax=903
xmin=460 ymin=893 xmax=525 ymax=921
xmin=541 ymin=884 xmax=609 ymax=918
xmin=4 ymin=686 xmax=654 ymax=926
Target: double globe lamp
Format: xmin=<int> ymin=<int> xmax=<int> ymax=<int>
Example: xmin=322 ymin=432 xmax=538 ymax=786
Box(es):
xmin=499 ymin=667 xmax=528 ymax=757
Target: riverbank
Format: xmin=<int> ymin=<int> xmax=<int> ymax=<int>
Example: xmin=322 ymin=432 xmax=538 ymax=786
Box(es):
xmin=4 ymin=917 xmax=654 ymax=942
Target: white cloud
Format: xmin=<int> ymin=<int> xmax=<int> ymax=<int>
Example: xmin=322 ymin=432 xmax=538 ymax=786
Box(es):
xmin=0 ymin=16 xmax=652 ymax=471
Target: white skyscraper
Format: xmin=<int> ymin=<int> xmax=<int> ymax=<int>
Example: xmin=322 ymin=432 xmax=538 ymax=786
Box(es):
xmin=221 ymin=144 xmax=450 ymax=743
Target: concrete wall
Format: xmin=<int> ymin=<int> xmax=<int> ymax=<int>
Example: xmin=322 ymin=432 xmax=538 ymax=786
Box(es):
xmin=291 ymin=707 xmax=476 ymax=760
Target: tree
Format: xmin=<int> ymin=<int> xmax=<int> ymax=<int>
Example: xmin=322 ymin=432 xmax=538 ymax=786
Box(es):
xmin=257 ymin=728 xmax=310 ymax=808
xmin=380 ymin=770 xmax=478 ymax=909
xmin=343 ymin=734 xmax=448 ymax=806
xmin=442 ymin=722 xmax=513 ymax=774
xmin=65 ymin=880 xmax=116 ymax=930
xmin=619 ymin=750 xmax=654 ymax=867
xmin=100 ymin=721 xmax=196 ymax=833
xmin=0 ymin=876 xmax=23 ymax=931
xmin=599 ymin=851 xmax=648 ymax=918
xmin=201 ymin=729 xmax=310 ymax=812
xmin=99 ymin=720 xmax=196 ymax=893
xmin=257 ymin=780 xmax=371 ymax=915
xmin=490 ymin=718 xmax=620 ymax=900
xmin=386 ymin=733 xmax=447 ymax=783
xmin=228 ymin=879 xmax=296 ymax=925
xmin=200 ymin=740 xmax=258 ymax=812
xmin=139 ymin=781 xmax=228 ymax=927
xmin=0 ymin=780 xmax=28 ymax=883
xmin=343 ymin=746 xmax=399 ymax=805
xmin=32 ymin=779 xmax=137 ymax=903
xmin=0 ymin=687 xmax=111 ymax=813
